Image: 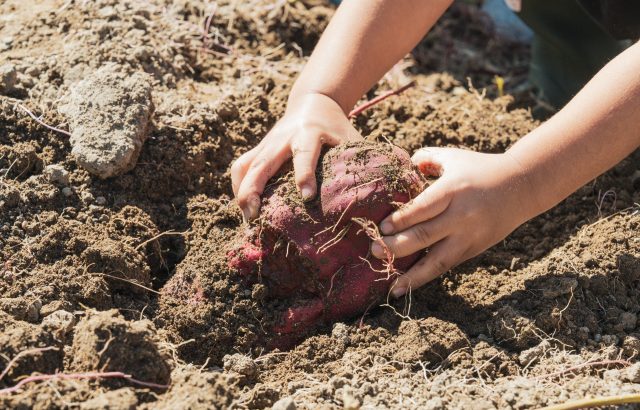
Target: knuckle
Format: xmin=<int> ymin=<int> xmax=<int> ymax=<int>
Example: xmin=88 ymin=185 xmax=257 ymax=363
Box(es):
xmin=248 ymin=156 xmax=267 ymax=171
xmin=413 ymin=224 xmax=431 ymax=245
xmin=432 ymin=258 xmax=450 ymax=274
xmin=295 ymin=170 xmax=315 ymax=184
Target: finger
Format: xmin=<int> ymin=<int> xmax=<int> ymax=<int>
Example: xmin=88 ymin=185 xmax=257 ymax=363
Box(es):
xmin=379 ymin=179 xmax=451 ymax=235
xmin=291 ymin=138 xmax=322 ymax=201
xmin=371 ymin=213 xmax=450 ymax=259
xmin=237 ymin=145 xmax=290 ymax=220
xmin=389 ymin=237 xmax=463 ymax=298
xmin=231 ymin=147 xmax=261 ymax=197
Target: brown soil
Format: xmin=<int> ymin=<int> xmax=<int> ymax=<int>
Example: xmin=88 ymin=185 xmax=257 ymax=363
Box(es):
xmin=1 ymin=0 xmax=639 ymax=409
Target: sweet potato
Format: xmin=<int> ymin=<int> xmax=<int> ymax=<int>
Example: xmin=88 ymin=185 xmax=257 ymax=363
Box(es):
xmin=228 ymin=141 xmax=426 ymax=347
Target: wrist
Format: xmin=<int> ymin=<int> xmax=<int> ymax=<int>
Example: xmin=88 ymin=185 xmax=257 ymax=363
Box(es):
xmin=501 ymin=150 xmax=547 ymax=224
xmin=286 ymin=91 xmax=348 ymax=116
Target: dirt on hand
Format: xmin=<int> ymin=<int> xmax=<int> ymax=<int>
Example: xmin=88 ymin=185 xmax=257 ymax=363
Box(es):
xmin=0 ymin=0 xmax=639 ymax=409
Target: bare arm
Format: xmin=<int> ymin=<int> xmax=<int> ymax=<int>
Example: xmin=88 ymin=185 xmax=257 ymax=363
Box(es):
xmin=290 ymin=0 xmax=453 ymax=112
xmin=375 ymin=40 xmax=640 ymax=297
xmin=508 ymin=40 xmax=640 ymax=219
xmin=232 ymin=0 xmax=452 ymax=220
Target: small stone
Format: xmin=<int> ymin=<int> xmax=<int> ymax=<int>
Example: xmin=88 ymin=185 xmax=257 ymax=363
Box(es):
xmin=518 ymin=340 xmax=551 ymax=365
xmin=42 ymin=310 xmax=77 ymax=339
xmin=58 ymin=63 xmax=153 ymax=179
xmin=44 ymin=164 xmax=70 ymax=185
xmin=342 ymin=388 xmax=361 ymax=410
xmin=62 ymin=187 xmax=73 ymax=197
xmin=594 ymin=334 xmax=602 ymax=343
xmin=622 ymin=363 xmax=640 ymax=383
xmin=332 ymin=323 xmax=349 ymax=344
xmin=620 ymin=312 xmax=637 ymax=331
xmin=622 ymin=334 xmax=640 ymax=357
xmin=581 ymin=251 xmax=598 ymax=268
xmin=425 ymin=397 xmax=445 ymax=410
xmin=95 ymin=196 xmax=107 ymax=206
xmin=452 ymin=86 xmax=467 ymax=96
xmin=26 ymin=299 xmax=42 ymax=322
xmin=0 ymin=63 xmax=17 ymax=93
xmin=541 ymin=277 xmax=577 ymax=299
xmin=603 ymin=369 xmax=621 ymax=381
xmin=80 ymin=191 xmax=95 ymax=204
xmin=222 ymin=353 xmax=257 ymax=378
xmin=272 ymin=397 xmax=296 ymax=410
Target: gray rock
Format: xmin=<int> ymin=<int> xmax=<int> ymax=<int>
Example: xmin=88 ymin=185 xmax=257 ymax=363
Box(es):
xmin=44 ymin=164 xmax=70 ymax=185
xmin=272 ymin=397 xmax=296 ymax=410
xmin=58 ymin=63 xmax=153 ymax=178
xmin=26 ymin=299 xmax=42 ymax=322
xmin=622 ymin=363 xmax=640 ymax=383
xmin=0 ymin=64 xmax=17 ymax=94
xmin=42 ymin=310 xmax=77 ymax=339
xmin=95 ymin=196 xmax=107 ymax=206
xmin=518 ymin=340 xmax=551 ymax=365
xmin=222 ymin=353 xmax=258 ymax=378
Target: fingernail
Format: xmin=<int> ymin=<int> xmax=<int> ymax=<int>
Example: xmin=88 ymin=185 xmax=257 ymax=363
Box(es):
xmin=391 ymin=287 xmax=406 ymax=298
xmin=380 ymin=221 xmax=393 ymax=235
xmin=247 ymin=196 xmax=260 ymax=220
xmin=301 ymin=185 xmax=315 ymax=202
xmin=371 ymin=242 xmax=383 ymax=258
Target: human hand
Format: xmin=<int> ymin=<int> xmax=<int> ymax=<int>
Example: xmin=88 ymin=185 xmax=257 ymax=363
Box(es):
xmin=227 ymin=142 xmax=425 ymax=348
xmin=230 ymin=93 xmax=362 ymax=221
xmin=371 ymin=147 xmax=537 ymax=297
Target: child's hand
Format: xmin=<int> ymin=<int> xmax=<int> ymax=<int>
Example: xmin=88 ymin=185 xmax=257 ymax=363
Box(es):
xmin=371 ymin=147 xmax=537 ymax=297
xmin=231 ymin=93 xmax=361 ymax=220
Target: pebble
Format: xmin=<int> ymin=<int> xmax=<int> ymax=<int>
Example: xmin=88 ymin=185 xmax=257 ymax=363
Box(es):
xmin=222 ymin=353 xmax=258 ymax=378
xmin=80 ymin=191 xmax=95 ymax=204
xmin=622 ymin=362 xmax=640 ymax=383
xmin=44 ymin=164 xmax=70 ymax=185
xmin=272 ymin=397 xmax=296 ymax=410
xmin=332 ymin=322 xmax=350 ymax=344
xmin=95 ymin=196 xmax=107 ymax=206
xmin=26 ymin=299 xmax=42 ymax=322
xmin=42 ymin=310 xmax=77 ymax=338
xmin=62 ymin=187 xmax=73 ymax=197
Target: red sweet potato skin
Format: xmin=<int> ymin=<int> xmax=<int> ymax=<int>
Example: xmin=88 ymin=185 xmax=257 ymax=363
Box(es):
xmin=227 ymin=142 xmax=426 ymax=346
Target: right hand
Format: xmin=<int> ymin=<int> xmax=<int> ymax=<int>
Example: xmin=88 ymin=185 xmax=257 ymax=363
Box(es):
xmin=231 ymin=93 xmax=362 ymax=221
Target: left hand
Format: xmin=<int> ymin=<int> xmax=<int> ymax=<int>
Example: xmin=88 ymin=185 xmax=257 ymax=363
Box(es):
xmin=371 ymin=147 xmax=538 ymax=297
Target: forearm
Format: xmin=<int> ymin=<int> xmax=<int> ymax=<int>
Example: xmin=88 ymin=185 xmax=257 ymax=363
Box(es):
xmin=508 ymin=41 xmax=640 ymax=218
xmin=289 ymin=0 xmax=452 ymax=112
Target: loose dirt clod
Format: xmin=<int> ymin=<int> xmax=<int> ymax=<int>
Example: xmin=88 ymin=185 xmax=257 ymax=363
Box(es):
xmin=58 ymin=63 xmax=153 ymax=179
xmin=70 ymin=310 xmax=171 ymax=386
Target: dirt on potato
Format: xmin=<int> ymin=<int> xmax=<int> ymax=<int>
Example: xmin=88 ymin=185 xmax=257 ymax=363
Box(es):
xmin=1 ymin=0 xmax=639 ymax=409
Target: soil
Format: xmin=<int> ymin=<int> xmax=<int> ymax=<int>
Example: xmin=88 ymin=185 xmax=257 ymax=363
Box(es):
xmin=0 ymin=0 xmax=639 ymax=409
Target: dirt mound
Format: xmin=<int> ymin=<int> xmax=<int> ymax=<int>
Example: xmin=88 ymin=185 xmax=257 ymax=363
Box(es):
xmin=1 ymin=0 xmax=639 ymax=408
xmin=70 ymin=310 xmax=171 ymax=385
